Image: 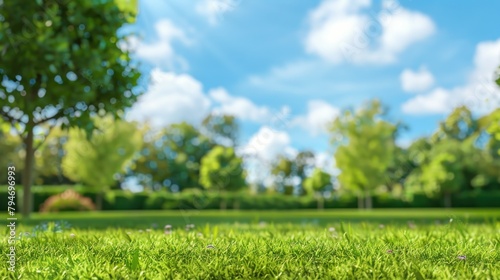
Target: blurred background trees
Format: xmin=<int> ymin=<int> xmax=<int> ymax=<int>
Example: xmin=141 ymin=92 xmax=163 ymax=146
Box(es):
xmin=62 ymin=116 xmax=142 ymax=209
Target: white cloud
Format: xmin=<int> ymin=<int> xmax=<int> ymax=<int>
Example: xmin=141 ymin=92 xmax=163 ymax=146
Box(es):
xmin=128 ymin=69 xmax=285 ymax=127
xmin=305 ymin=0 xmax=436 ymax=64
xmin=127 ymin=69 xmax=211 ymax=127
xmin=196 ymin=0 xmax=238 ymax=25
xmin=239 ymin=126 xmax=296 ymax=186
xmin=119 ymin=19 xmax=189 ymax=71
xmin=210 ymin=88 xmax=273 ymax=123
xmin=402 ymin=39 xmax=500 ymax=115
xmin=400 ymin=67 xmax=435 ymax=93
xmin=292 ymin=100 xmax=340 ymax=135
xmin=240 ymin=126 xmax=295 ymax=162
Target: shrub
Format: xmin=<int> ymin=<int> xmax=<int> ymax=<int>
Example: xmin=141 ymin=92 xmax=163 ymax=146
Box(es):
xmin=40 ymin=190 xmax=96 ymax=212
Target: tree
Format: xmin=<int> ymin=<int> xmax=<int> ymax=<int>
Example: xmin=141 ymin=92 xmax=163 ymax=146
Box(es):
xmin=270 ymin=151 xmax=315 ymax=195
xmin=199 ymin=146 xmax=246 ymax=209
xmin=62 ymin=116 xmax=142 ymax=210
xmin=133 ymin=125 xmax=189 ymax=192
xmin=295 ymin=151 xmax=316 ymax=194
xmin=35 ymin=125 xmax=71 ymax=185
xmin=328 ymin=100 xmax=399 ymax=209
xmin=270 ymin=156 xmax=295 ymax=195
xmin=431 ymin=106 xmax=477 ymax=143
xmin=201 ymin=113 xmax=238 ymax=147
xmin=165 ymin=122 xmax=214 ymax=190
xmin=303 ymin=168 xmax=332 ymax=209
xmin=0 ymin=0 xmax=140 ymax=217
xmin=412 ymin=139 xmax=466 ymax=208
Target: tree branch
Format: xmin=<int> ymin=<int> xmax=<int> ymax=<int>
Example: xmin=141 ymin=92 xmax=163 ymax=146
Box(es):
xmin=0 ymin=109 xmax=25 ymax=136
xmin=34 ymin=109 xmax=65 ymax=125
xmin=33 ymin=122 xmax=58 ymax=152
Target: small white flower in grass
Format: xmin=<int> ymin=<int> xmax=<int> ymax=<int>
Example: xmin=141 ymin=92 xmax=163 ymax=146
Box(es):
xmin=197 ymin=232 xmax=203 ymax=237
xmin=379 ymin=224 xmax=385 ymax=229
xmin=457 ymin=255 xmax=466 ymax=260
xmin=206 ymin=244 xmax=215 ymax=249
xmin=126 ymin=231 xmax=132 ymax=235
xmin=449 ymin=218 xmax=453 ymax=223
xmin=146 ymin=229 xmax=151 ymax=233
xmin=69 ymin=233 xmax=76 ymax=238
xmin=328 ymin=227 xmax=336 ymax=233
xmin=138 ymin=230 xmax=143 ymax=233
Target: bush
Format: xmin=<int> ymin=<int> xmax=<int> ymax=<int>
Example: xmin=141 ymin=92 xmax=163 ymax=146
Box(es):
xmin=40 ymin=190 xmax=96 ymax=212
xmin=2 ymin=185 xmax=500 ymax=211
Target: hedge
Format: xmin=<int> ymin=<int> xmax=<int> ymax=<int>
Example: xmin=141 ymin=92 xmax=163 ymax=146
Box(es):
xmin=1 ymin=187 xmax=499 ymax=212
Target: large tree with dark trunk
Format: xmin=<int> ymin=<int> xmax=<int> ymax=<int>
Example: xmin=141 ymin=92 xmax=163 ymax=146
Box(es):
xmin=0 ymin=0 xmax=140 ymax=217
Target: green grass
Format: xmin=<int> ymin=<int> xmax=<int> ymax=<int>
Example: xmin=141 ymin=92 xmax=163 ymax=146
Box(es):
xmin=1 ymin=208 xmax=499 ymax=229
xmin=2 ymin=209 xmax=499 ymax=279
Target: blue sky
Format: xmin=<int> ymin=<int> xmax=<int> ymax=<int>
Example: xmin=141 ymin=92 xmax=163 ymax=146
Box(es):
xmin=124 ymin=0 xmax=500 ymax=176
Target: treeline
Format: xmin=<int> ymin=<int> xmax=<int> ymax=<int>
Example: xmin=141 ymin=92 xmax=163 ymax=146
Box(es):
xmin=1 ymin=102 xmax=499 ymax=209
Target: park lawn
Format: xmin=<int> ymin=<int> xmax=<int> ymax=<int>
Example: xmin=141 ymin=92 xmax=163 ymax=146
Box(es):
xmin=1 ymin=208 xmax=499 ymax=229
xmin=2 ymin=209 xmax=499 ymax=279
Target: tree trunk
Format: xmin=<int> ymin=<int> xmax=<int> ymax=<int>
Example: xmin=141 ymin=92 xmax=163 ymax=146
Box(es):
xmin=317 ymin=195 xmax=324 ymax=210
xmin=219 ymin=200 xmax=226 ymax=210
xmin=444 ymin=192 xmax=452 ymax=208
xmin=357 ymin=195 xmax=365 ymax=209
xmin=96 ymin=191 xmax=104 ymax=210
xmin=21 ymin=123 xmax=35 ymax=218
xmin=365 ymin=191 xmax=372 ymax=209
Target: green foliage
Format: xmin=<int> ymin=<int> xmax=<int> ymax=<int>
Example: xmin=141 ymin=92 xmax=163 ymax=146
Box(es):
xmin=419 ymin=140 xmax=465 ymax=197
xmin=329 ymin=100 xmax=399 ymax=198
xmin=303 ymin=168 xmax=332 ymax=194
xmin=0 ymin=0 xmax=141 ymax=217
xmin=0 ymin=0 xmax=141 ymax=132
xmin=485 ymin=108 xmax=500 ymax=156
xmin=0 ymin=122 xmax=22 ymax=184
xmin=270 ymin=151 xmax=315 ymax=195
xmin=62 ymin=116 xmax=142 ymax=192
xmin=431 ymin=106 xmax=477 ymax=142
xmin=35 ymin=125 xmax=69 ymax=184
xmin=199 ymin=146 xmax=246 ymax=192
xmin=40 ymin=189 xmax=96 ymax=212
xmin=134 ymin=122 xmax=215 ymax=191
xmin=202 ymin=113 xmax=239 ymax=147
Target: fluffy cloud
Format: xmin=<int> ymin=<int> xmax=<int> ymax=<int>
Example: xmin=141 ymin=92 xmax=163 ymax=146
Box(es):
xmin=240 ymin=126 xmax=296 ymax=162
xmin=402 ymin=39 xmax=500 ymax=115
xmin=292 ymin=100 xmax=340 ymax=135
xmin=239 ymin=126 xmax=296 ymax=185
xmin=210 ymin=88 xmax=273 ymax=123
xmin=400 ymin=67 xmax=435 ymax=93
xmin=128 ymin=69 xmax=283 ymax=127
xmin=127 ymin=69 xmax=211 ymax=127
xmin=305 ymin=0 xmax=436 ymax=64
xmin=119 ymin=19 xmax=189 ymax=71
xmin=196 ymin=0 xmax=238 ymax=25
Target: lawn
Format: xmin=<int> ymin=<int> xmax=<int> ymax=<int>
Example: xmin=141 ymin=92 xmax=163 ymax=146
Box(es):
xmin=2 ymin=209 xmax=499 ymax=279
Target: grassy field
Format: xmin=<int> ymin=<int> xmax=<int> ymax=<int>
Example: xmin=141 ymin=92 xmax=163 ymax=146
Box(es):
xmin=2 ymin=209 xmax=500 ymax=279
